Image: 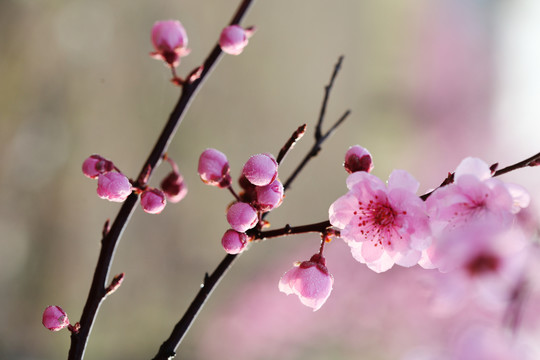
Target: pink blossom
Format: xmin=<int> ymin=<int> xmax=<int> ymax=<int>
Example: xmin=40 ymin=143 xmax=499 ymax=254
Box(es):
xmin=278 ymin=254 xmax=334 ymax=311
xmin=242 ymin=153 xmax=278 ymax=186
xmin=82 ymin=155 xmax=114 ymax=179
xmin=160 ymin=171 xmax=187 ymax=203
xmin=426 ymin=157 xmax=528 ymax=233
xmin=221 ymin=229 xmax=249 ymax=254
xmin=329 ymin=170 xmax=431 ymax=273
xmin=42 ymin=305 xmax=69 ymax=331
xmin=96 ymin=172 xmax=132 ymax=202
xmin=254 ymin=179 xmax=284 ymax=212
xmin=140 ymin=188 xmax=166 ymax=214
xmin=150 ymin=20 xmax=190 ymax=67
xmin=344 ymin=145 xmax=374 ymax=174
xmin=198 ymin=148 xmax=231 ymax=188
xmin=226 ymin=202 xmax=258 ymax=233
xmin=219 ymin=25 xmax=254 ymax=55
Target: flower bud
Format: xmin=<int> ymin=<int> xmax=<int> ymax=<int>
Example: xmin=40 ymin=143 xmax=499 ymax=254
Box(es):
xmin=42 ymin=306 xmax=69 ymax=331
xmin=150 ymin=20 xmax=190 ymax=67
xmin=221 ymin=229 xmax=249 ymax=254
xmin=160 ymin=172 xmax=187 ymax=203
xmin=279 ymin=254 xmax=334 ymax=311
xmin=97 ymin=172 xmax=132 ymax=202
xmin=198 ymin=148 xmax=231 ymax=188
xmin=226 ymin=202 xmax=258 ymax=233
xmin=82 ymin=155 xmax=114 ymax=179
xmin=141 ymin=188 xmax=167 ymax=214
xmin=255 ymin=179 xmax=284 ymax=212
xmin=219 ymin=25 xmax=254 ymax=55
xmin=344 ymin=145 xmax=373 ymax=174
xmin=242 ymin=153 xmax=278 ymax=186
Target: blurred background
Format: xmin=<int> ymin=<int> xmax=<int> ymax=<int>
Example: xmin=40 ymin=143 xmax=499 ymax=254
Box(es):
xmin=1 ymin=0 xmax=540 ymax=359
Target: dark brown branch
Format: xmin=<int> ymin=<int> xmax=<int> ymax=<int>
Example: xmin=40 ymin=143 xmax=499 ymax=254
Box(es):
xmin=276 ymin=124 xmax=307 ymax=164
xmin=315 ymin=55 xmax=344 ymax=140
xmin=252 ymin=220 xmax=332 ymax=240
xmin=67 ymin=1 xmax=256 ymax=359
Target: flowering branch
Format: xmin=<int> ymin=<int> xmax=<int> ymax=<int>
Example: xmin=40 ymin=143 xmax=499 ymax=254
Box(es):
xmin=420 ymin=151 xmax=540 ymax=201
xmin=151 ymin=58 xmax=349 ymax=359
xmin=67 ymin=1 xmax=255 ymax=359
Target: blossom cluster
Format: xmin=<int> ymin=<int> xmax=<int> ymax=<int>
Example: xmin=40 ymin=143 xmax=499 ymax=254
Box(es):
xmin=324 ymin=146 xmax=533 ymax=310
xmin=82 ymin=154 xmax=186 ymax=214
xmin=198 ymin=149 xmax=284 ymax=254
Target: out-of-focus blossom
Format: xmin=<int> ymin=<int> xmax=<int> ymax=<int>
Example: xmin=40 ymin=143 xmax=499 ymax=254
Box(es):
xmin=219 ymin=25 xmax=255 ymax=55
xmin=198 ymin=148 xmax=231 ymax=188
xmin=140 ymin=188 xmax=167 ymax=214
xmin=344 ymin=145 xmax=374 ymax=174
xmin=426 ymin=157 xmax=529 ymax=235
xmin=150 ymin=20 xmax=190 ymax=67
xmin=242 ymin=153 xmax=278 ymax=187
xmin=329 ymin=170 xmax=430 ymax=273
xmin=279 ymin=254 xmax=333 ymax=311
xmin=97 ymin=172 xmax=132 ymax=202
xmin=226 ymin=202 xmax=258 ymax=233
xmin=221 ymin=229 xmax=249 ymax=254
xmin=42 ymin=306 xmax=69 ymax=331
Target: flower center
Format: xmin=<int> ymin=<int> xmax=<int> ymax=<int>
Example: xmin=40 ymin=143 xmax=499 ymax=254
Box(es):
xmin=373 ymin=204 xmax=395 ymax=226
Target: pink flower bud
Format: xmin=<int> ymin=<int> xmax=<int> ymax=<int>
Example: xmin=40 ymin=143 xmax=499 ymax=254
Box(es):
xmin=226 ymin=202 xmax=258 ymax=233
xmin=242 ymin=153 xmax=278 ymax=186
xmin=344 ymin=145 xmax=373 ymax=174
xmin=219 ymin=25 xmax=254 ymax=55
xmin=42 ymin=306 xmax=69 ymax=331
xmin=160 ymin=172 xmax=188 ymax=203
xmin=198 ymin=148 xmax=231 ymax=188
xmin=221 ymin=229 xmax=249 ymax=254
xmin=82 ymin=155 xmax=114 ymax=179
xmin=150 ymin=20 xmax=190 ymax=67
xmin=141 ymin=188 xmax=167 ymax=214
xmin=279 ymin=254 xmax=334 ymax=311
xmin=255 ymin=179 xmax=284 ymax=212
xmin=97 ymin=172 xmax=132 ymax=202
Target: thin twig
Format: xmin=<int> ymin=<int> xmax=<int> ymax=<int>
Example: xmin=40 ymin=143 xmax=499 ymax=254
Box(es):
xmin=67 ymin=1 xmax=255 ymax=359
xmin=315 ymin=55 xmax=344 ymax=140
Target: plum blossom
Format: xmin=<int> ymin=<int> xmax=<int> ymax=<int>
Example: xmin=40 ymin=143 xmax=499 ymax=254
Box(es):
xmin=279 ymin=254 xmax=333 ymax=311
xmin=426 ymin=157 xmax=529 ymax=234
xmin=420 ymin=157 xmax=531 ymax=270
xmin=97 ymin=172 xmax=132 ymax=202
xmin=329 ymin=170 xmax=431 ymax=273
xmin=226 ymin=202 xmax=258 ymax=233
xmin=219 ymin=25 xmax=255 ymax=55
xmin=242 ymin=153 xmax=278 ymax=186
xmin=42 ymin=306 xmax=70 ymax=331
xmin=198 ymin=148 xmax=231 ymax=188
xmin=150 ymin=20 xmax=190 ymax=67
xmin=344 ymin=145 xmax=373 ymax=174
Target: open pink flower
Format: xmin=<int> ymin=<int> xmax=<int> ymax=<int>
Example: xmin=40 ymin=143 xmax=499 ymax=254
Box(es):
xmin=426 ymin=157 xmax=529 ymax=234
xmin=329 ymin=170 xmax=430 ymax=273
xmin=279 ymin=254 xmax=333 ymax=311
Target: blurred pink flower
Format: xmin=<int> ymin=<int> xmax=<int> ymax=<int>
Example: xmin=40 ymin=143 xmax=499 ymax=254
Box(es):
xmin=329 ymin=170 xmax=431 ymax=273
xmin=279 ymin=254 xmax=333 ymax=311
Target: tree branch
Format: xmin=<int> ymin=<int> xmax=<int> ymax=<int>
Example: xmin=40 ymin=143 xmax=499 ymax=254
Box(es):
xmin=67 ymin=1 xmax=256 ymax=359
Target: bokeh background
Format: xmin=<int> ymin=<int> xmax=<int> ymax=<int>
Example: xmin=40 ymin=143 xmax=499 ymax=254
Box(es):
xmin=1 ymin=0 xmax=540 ymax=359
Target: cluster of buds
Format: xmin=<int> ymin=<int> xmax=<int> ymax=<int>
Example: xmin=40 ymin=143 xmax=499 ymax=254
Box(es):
xmin=82 ymin=155 xmax=132 ymax=203
xmin=198 ymin=149 xmax=283 ymax=254
xmin=82 ymin=154 xmax=187 ymax=214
